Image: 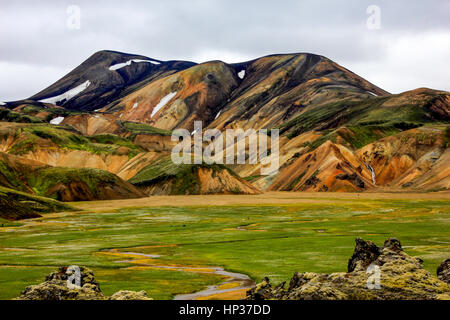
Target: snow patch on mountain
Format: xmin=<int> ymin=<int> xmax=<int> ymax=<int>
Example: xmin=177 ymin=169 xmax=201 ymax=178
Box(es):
xmin=214 ymin=110 xmax=221 ymax=120
xmin=132 ymin=102 xmax=139 ymax=109
xmin=39 ymin=80 xmax=91 ymax=104
xmin=151 ymin=92 xmax=177 ymax=118
xmin=50 ymin=117 xmax=65 ymax=125
xmin=109 ymin=59 xmax=161 ymax=71
xmin=0 ymin=102 xmax=5 ymax=106
xmin=238 ymin=70 xmax=246 ymax=79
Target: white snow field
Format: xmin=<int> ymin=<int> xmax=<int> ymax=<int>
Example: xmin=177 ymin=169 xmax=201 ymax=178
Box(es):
xmin=151 ymin=92 xmax=177 ymax=118
xmin=39 ymin=80 xmax=91 ymax=104
xmin=109 ymin=59 xmax=161 ymax=71
xmin=50 ymin=116 xmax=65 ymax=125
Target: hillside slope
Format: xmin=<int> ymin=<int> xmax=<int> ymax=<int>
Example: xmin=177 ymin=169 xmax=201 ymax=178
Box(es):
xmin=0 ymin=152 xmax=145 ymax=201
xmin=0 ymin=186 xmax=76 ymax=221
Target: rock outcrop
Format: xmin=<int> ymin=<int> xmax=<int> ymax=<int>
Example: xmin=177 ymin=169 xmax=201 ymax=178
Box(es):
xmin=16 ymin=266 xmax=152 ymax=300
xmin=437 ymin=259 xmax=450 ymax=284
xmin=347 ymin=237 xmax=381 ymax=272
xmin=109 ymin=290 xmax=152 ymax=300
xmin=246 ymin=238 xmax=450 ymax=300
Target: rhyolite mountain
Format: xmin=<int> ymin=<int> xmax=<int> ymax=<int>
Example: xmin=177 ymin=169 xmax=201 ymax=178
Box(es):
xmin=0 ymin=50 xmax=449 ymax=215
xmin=26 ymin=50 xmax=197 ymax=112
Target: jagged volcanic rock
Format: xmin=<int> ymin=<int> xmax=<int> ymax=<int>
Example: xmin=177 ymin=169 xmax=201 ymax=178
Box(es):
xmin=109 ymin=290 xmax=152 ymax=300
xmin=347 ymin=238 xmax=382 ymax=272
xmin=16 ymin=266 xmax=152 ymax=300
xmin=437 ymin=259 xmax=450 ymax=284
xmin=246 ymin=238 xmax=450 ymax=300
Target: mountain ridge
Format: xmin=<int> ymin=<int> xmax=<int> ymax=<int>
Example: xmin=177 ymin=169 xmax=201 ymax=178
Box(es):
xmin=0 ymin=50 xmax=448 ymax=210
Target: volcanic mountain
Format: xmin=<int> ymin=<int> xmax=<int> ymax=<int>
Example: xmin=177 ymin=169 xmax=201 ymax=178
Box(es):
xmin=26 ymin=50 xmax=196 ymax=112
xmin=0 ymin=50 xmax=448 ymax=215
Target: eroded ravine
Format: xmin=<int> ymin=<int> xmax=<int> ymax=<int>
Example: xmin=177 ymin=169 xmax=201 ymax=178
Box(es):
xmin=100 ymin=249 xmax=255 ymax=300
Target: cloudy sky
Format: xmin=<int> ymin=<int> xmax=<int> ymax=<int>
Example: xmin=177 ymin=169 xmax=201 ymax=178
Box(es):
xmin=0 ymin=0 xmax=449 ymax=101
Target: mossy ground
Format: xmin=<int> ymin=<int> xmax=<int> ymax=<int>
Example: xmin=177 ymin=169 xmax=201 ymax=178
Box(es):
xmin=0 ymin=196 xmax=448 ymax=300
xmin=120 ymin=121 xmax=172 ymax=137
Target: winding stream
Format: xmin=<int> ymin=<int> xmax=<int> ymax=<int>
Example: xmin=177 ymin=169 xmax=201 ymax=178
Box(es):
xmin=173 ymin=268 xmax=254 ymax=300
xmin=103 ymin=249 xmax=255 ymax=300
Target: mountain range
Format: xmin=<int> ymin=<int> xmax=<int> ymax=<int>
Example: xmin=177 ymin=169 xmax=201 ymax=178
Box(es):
xmin=1 ymin=50 xmax=449 ymax=219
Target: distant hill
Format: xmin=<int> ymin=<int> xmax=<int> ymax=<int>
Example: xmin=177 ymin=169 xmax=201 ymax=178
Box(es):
xmin=129 ymin=158 xmax=262 ymax=195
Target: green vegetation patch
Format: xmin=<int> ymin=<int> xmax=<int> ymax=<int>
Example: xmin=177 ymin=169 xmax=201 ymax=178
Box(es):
xmin=282 ymin=93 xmax=448 ymax=141
xmin=18 ymin=104 xmax=83 ymax=122
xmin=27 ymin=167 xmax=123 ymax=200
xmin=0 ymin=198 xmax=448 ymax=299
xmin=120 ymin=121 xmax=173 ymax=137
xmin=88 ymin=133 xmax=144 ymax=157
xmin=97 ymin=268 xmax=223 ymax=300
xmin=0 ymin=186 xmax=76 ymax=220
xmin=310 ymin=125 xmax=401 ymax=150
xmin=7 ymin=125 xmax=142 ymax=158
xmin=0 ymin=159 xmax=29 ymax=192
xmin=129 ymin=157 xmax=238 ymax=195
xmin=0 ymin=107 xmax=43 ymax=124
xmin=243 ymin=175 xmax=263 ymax=182
xmin=443 ymin=125 xmax=450 ymax=149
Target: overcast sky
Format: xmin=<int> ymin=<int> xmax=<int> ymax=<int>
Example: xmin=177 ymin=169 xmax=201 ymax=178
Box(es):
xmin=1 ymin=0 xmax=449 ymax=101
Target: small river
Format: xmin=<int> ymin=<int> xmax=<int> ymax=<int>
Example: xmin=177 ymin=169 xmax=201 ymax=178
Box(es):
xmin=105 ymin=249 xmax=255 ymax=300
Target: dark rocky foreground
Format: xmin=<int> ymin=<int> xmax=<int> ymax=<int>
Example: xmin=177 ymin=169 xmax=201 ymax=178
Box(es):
xmin=438 ymin=259 xmax=450 ymax=284
xmin=16 ymin=266 xmax=152 ymax=300
xmin=246 ymin=238 xmax=450 ymax=300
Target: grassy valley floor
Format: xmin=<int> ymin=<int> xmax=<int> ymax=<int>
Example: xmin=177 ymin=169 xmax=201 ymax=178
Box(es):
xmin=0 ymin=192 xmax=449 ymax=300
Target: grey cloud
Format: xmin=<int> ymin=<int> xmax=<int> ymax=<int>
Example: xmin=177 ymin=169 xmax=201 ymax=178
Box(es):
xmin=0 ymin=0 xmax=449 ymax=100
